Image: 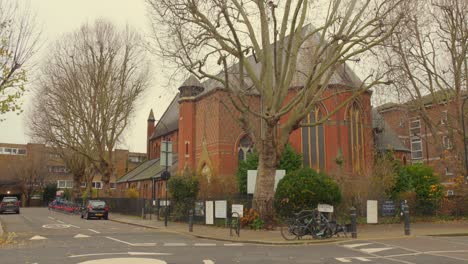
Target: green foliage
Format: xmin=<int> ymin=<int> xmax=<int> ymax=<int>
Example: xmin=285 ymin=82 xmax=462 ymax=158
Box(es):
xmin=62 ymin=188 xmax=72 ymax=201
xmin=237 ymin=144 xmax=302 ymax=194
xmin=42 ymin=183 xmax=57 ymax=203
xmin=249 ymin=217 xmax=265 ymax=230
xmin=274 ymin=168 xmax=342 ymax=218
xmin=168 ymin=175 xmax=199 ymax=221
xmin=393 ymin=164 xmax=443 ymax=215
xmin=126 ymin=188 xmax=139 ymax=199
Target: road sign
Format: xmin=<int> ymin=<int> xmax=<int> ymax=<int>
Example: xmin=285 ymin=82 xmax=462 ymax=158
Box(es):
xmin=317 ymin=204 xmax=334 ymax=213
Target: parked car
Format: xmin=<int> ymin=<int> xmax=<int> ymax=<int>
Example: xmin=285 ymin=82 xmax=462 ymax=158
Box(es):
xmin=81 ymin=200 xmax=109 ymax=220
xmin=0 ymin=197 xmax=20 ymax=214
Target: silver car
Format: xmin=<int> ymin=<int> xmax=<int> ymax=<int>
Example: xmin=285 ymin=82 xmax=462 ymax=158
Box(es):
xmin=0 ymin=197 xmax=20 ymax=214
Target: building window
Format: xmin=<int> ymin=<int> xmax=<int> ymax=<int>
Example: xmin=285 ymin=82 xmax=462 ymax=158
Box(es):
xmin=237 ymin=135 xmax=253 ymax=163
xmin=185 ymin=141 xmax=189 ymax=158
xmin=399 ymin=119 xmax=405 ymax=128
xmin=57 ymin=180 xmax=73 ymax=189
xmin=445 ymin=167 xmax=453 ymax=176
xmin=302 ymin=106 xmax=325 ymax=171
xmin=92 ymin=182 xmax=102 ymax=189
xmin=347 ymin=102 xmax=364 ymax=173
xmin=110 ymin=183 xmax=116 ymax=189
xmin=441 ymin=110 xmax=448 ymax=125
xmin=0 ymin=147 xmax=26 ymax=155
xmin=80 ymin=182 xmax=87 ymax=188
xmin=443 ymin=136 xmax=452 ymax=149
xmin=411 ymin=138 xmax=423 ymax=160
xmin=447 ymin=190 xmax=455 ymax=196
xmin=409 ymin=119 xmax=421 ymax=136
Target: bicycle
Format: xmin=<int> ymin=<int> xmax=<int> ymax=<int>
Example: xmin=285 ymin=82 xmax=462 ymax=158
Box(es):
xmin=280 ymin=210 xmax=346 ymax=240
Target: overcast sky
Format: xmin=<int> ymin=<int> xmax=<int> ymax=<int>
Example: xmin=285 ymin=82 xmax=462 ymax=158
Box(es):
xmin=0 ymin=0 xmax=179 ymax=153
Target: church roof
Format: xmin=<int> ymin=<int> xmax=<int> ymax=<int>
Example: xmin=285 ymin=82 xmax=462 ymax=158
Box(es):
xmin=148 ymin=109 xmax=155 ymax=121
xmin=152 ymin=93 xmax=180 ymax=139
xmin=116 ymin=154 xmax=178 ymax=183
xmin=181 ymin=75 xmax=202 ymax=87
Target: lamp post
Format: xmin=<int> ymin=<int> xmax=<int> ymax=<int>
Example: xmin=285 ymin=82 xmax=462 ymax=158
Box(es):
xmin=461 ymin=97 xmax=468 ymax=181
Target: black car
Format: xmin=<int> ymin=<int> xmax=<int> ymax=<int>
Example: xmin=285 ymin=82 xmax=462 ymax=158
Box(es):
xmin=81 ymin=200 xmax=109 ymax=220
xmin=0 ymin=197 xmax=20 ymax=214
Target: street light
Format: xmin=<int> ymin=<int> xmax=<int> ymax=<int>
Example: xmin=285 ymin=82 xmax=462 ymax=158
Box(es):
xmin=461 ymin=97 xmax=468 ymax=182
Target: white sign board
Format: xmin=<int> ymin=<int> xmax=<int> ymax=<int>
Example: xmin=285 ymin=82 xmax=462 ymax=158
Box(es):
xmin=367 ymin=200 xmax=378 ymax=224
xmin=247 ymin=170 xmax=286 ymax=194
xmin=159 ymin=200 xmax=171 ymax=207
xmin=215 ymin=200 xmax=227 ymax=218
xmin=317 ymin=204 xmax=334 ymax=213
xmin=205 ymin=201 xmax=214 ymax=225
xmin=231 ymin=204 xmax=244 ymax=217
xmin=160 ymin=141 xmax=173 ymax=167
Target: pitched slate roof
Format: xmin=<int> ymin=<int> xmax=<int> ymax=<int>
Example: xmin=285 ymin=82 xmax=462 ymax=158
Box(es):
xmin=152 ymin=94 xmax=180 ymax=139
xmin=116 ymin=154 xmax=179 ymax=183
xmin=372 ymin=109 xmax=410 ymax=153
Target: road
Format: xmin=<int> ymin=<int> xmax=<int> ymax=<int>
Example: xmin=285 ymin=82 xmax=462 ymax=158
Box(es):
xmin=0 ymin=208 xmax=467 ymax=264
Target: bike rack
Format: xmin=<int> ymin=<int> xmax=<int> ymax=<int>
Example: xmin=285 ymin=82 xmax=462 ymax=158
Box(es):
xmin=230 ymin=212 xmax=240 ymax=237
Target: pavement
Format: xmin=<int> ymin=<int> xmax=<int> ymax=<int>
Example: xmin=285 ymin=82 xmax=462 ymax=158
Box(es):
xmin=0 ymin=208 xmax=467 ymax=264
xmin=108 ymin=212 xmax=468 ymax=244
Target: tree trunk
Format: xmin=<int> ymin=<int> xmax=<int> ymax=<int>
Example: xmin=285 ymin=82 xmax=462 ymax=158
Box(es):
xmin=253 ymin=127 xmax=278 ymax=220
xmin=72 ymin=173 xmax=82 ymax=202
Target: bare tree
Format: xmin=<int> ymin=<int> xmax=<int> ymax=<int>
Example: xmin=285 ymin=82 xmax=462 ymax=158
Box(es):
xmin=147 ymin=0 xmax=404 ymax=215
xmin=29 ymin=20 xmax=149 ymax=192
xmin=0 ymin=0 xmax=41 ymax=115
xmin=380 ymin=0 xmax=467 ymax=172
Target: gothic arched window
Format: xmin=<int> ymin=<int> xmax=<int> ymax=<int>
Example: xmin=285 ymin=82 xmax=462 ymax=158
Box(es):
xmin=347 ymin=102 xmax=365 ymax=173
xmin=238 ymin=135 xmax=253 ymax=164
xmin=302 ymin=107 xmax=325 ymax=171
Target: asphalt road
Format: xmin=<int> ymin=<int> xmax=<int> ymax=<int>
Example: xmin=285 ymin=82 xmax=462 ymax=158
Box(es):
xmin=0 ymin=208 xmax=467 ymax=264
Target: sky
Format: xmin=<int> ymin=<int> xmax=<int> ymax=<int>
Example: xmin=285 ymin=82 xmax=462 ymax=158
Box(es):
xmin=0 ymin=0 xmax=179 ymax=153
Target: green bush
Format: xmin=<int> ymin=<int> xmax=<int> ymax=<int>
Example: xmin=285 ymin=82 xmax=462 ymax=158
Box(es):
xmin=237 ymin=144 xmax=302 ymax=194
xmin=43 ymin=183 xmax=58 ymax=203
xmin=274 ymin=168 xmax=342 ymax=218
xmin=168 ymin=175 xmax=199 ymax=221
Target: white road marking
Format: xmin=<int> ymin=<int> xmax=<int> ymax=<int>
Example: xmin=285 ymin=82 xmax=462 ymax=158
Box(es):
xmin=105 ymin=236 xmax=134 ymax=246
xmin=42 ymin=224 xmax=70 ymax=229
xmin=203 ymin=260 xmax=215 ymax=264
xmin=77 ymin=257 xmax=167 ymax=264
xmin=360 ymin=247 xmax=394 ymax=254
xmin=194 ymin=243 xmax=216 ymax=246
xmin=132 ymin=243 xmax=157 ymax=246
xmin=88 ymin=229 xmax=100 ymax=234
xmin=343 ymin=243 xmax=372 ymax=248
xmin=48 ymin=216 xmax=55 ymax=220
xmin=163 ymin=242 xmax=187 ymax=246
xmin=224 ymin=243 xmax=244 ymax=246
xmin=355 ymin=257 xmax=371 ymax=262
xmin=74 ymin=234 xmax=90 ymax=238
xmin=335 ymin=258 xmax=352 ymax=263
xmin=128 ymin=252 xmax=171 ymax=256
xmin=30 ymin=235 xmax=47 ymax=240
xmin=57 ymin=220 xmax=65 ymax=224
xmin=69 ymin=224 xmax=80 ymax=228
xmin=69 ymin=252 xmax=172 ymax=258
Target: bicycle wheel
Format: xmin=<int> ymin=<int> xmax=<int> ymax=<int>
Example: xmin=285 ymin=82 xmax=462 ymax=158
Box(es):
xmin=280 ymin=219 xmax=302 ymax=240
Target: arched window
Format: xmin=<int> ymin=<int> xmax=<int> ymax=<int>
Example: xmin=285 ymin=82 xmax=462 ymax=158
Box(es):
xmin=238 ymin=135 xmax=253 ymax=164
xmin=347 ymin=102 xmax=365 ymax=173
xmin=302 ymin=107 xmax=325 ymax=171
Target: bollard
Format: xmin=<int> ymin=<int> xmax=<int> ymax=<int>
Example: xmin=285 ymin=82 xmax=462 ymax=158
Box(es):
xmin=142 ymin=207 xmax=146 ymax=219
xmin=188 ymin=209 xmax=194 ymax=232
xmin=350 ymin=207 xmax=357 ymax=239
xmin=403 ymin=203 xmax=410 ymax=236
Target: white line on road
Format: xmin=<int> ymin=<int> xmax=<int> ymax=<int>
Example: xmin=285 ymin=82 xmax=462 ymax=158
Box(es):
xmin=343 ymin=243 xmax=371 ymax=248
xmin=128 ymin=252 xmax=171 ymax=256
xmin=74 ymin=234 xmax=90 ymax=238
xmin=69 ymin=252 xmax=172 ymax=258
xmin=203 ymin=260 xmax=215 ymax=264
xmin=88 ymin=229 xmax=100 ymax=234
xmin=48 ymin=216 xmax=55 ymax=220
xmin=68 ymin=224 xmax=80 ymax=228
xmin=194 ymin=243 xmax=217 ymax=247
xmin=132 ymin=243 xmax=157 ymax=246
xmin=360 ymin=247 xmax=394 ymax=254
xmin=30 ymin=235 xmax=47 ymax=240
xmin=223 ymin=243 xmax=244 ymax=246
xmin=335 ymin=258 xmax=352 ymax=263
xmin=163 ymin=243 xmax=187 ymax=246
xmin=355 ymin=257 xmax=371 ymax=262
xmin=57 ymin=220 xmax=65 ymax=224
xmin=105 ymin=236 xmax=134 ymax=246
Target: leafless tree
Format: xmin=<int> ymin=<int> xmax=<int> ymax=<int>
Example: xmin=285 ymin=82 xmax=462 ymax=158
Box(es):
xmin=29 ymin=20 xmax=149 ymax=192
xmin=380 ymin=0 xmax=467 ymax=172
xmin=147 ymin=0 xmax=404 ymax=215
xmin=0 ymin=0 xmax=41 ymax=116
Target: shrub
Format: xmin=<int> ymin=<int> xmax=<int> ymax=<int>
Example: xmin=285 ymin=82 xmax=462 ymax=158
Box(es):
xmin=62 ymin=189 xmax=72 ymax=201
xmin=237 ymin=144 xmax=302 ymax=194
xmin=126 ymin=188 xmax=139 ymax=199
xmin=43 ymin=183 xmax=58 ymax=203
xmin=274 ymin=168 xmax=341 ymax=218
xmin=240 ymin=208 xmax=264 ymax=230
xmin=167 ymin=175 xmax=199 ymax=221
